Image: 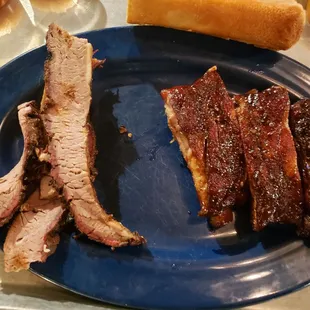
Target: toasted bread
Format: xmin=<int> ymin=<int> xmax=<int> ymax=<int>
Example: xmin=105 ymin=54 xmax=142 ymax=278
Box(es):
xmin=127 ymin=0 xmax=306 ymax=50
xmin=0 ymin=0 xmax=8 ymax=8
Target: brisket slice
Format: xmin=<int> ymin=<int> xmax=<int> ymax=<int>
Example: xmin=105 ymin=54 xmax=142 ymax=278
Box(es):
xmin=161 ymin=67 xmax=246 ymax=226
xmin=4 ymin=180 xmax=66 ymax=272
xmin=235 ymin=87 xmax=303 ymax=231
xmin=41 ymin=23 xmax=145 ymax=247
xmin=290 ymin=99 xmax=310 ymax=235
xmin=0 ymin=101 xmax=46 ymax=226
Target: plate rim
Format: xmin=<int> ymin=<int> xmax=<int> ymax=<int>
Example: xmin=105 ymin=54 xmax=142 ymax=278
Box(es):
xmin=28 ymin=267 xmax=310 ymax=310
xmin=1 ymin=25 xmax=310 ymax=75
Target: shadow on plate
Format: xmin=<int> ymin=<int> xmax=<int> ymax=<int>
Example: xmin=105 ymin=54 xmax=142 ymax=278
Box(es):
xmin=212 ymin=204 xmax=301 ymax=256
xmin=91 ymin=89 xmax=139 ymax=221
xmin=131 ymin=26 xmax=282 ymax=76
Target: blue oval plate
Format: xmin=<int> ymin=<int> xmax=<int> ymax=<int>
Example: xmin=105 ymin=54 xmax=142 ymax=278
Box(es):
xmin=0 ymin=26 xmax=310 ymax=310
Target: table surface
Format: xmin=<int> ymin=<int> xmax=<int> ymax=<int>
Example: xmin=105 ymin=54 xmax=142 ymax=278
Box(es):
xmin=0 ymin=0 xmax=309 ymax=309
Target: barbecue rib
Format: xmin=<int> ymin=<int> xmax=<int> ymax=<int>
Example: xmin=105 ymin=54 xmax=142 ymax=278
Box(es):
xmin=4 ymin=177 xmax=66 ymax=272
xmin=161 ymin=67 xmax=247 ymax=225
xmin=0 ymin=101 xmax=46 ymax=226
xmin=40 ymin=24 xmax=145 ymax=247
xmin=235 ymin=87 xmax=303 ymax=231
xmin=290 ymin=99 xmax=310 ymax=235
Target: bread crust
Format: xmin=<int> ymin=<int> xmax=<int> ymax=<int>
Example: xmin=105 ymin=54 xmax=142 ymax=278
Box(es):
xmin=0 ymin=0 xmax=9 ymax=8
xmin=127 ymin=0 xmax=306 ymax=50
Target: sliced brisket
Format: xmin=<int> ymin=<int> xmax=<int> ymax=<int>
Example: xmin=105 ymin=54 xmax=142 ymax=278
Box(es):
xmin=4 ymin=179 xmax=65 ymax=272
xmin=41 ymin=24 xmax=145 ymax=247
xmin=161 ymin=67 xmax=246 ymax=226
xmin=235 ymin=87 xmax=303 ymax=231
xmin=0 ymin=101 xmax=46 ymax=226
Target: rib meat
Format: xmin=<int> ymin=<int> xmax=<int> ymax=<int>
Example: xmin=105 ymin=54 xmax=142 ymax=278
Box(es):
xmin=41 ymin=24 xmax=145 ymax=247
xmin=235 ymin=87 xmax=303 ymax=231
xmin=0 ymin=101 xmax=46 ymax=226
xmin=290 ymin=99 xmax=310 ymax=235
xmin=209 ymin=208 xmax=234 ymax=229
xmin=4 ymin=180 xmax=66 ymax=272
xmin=161 ymin=67 xmax=247 ymax=225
